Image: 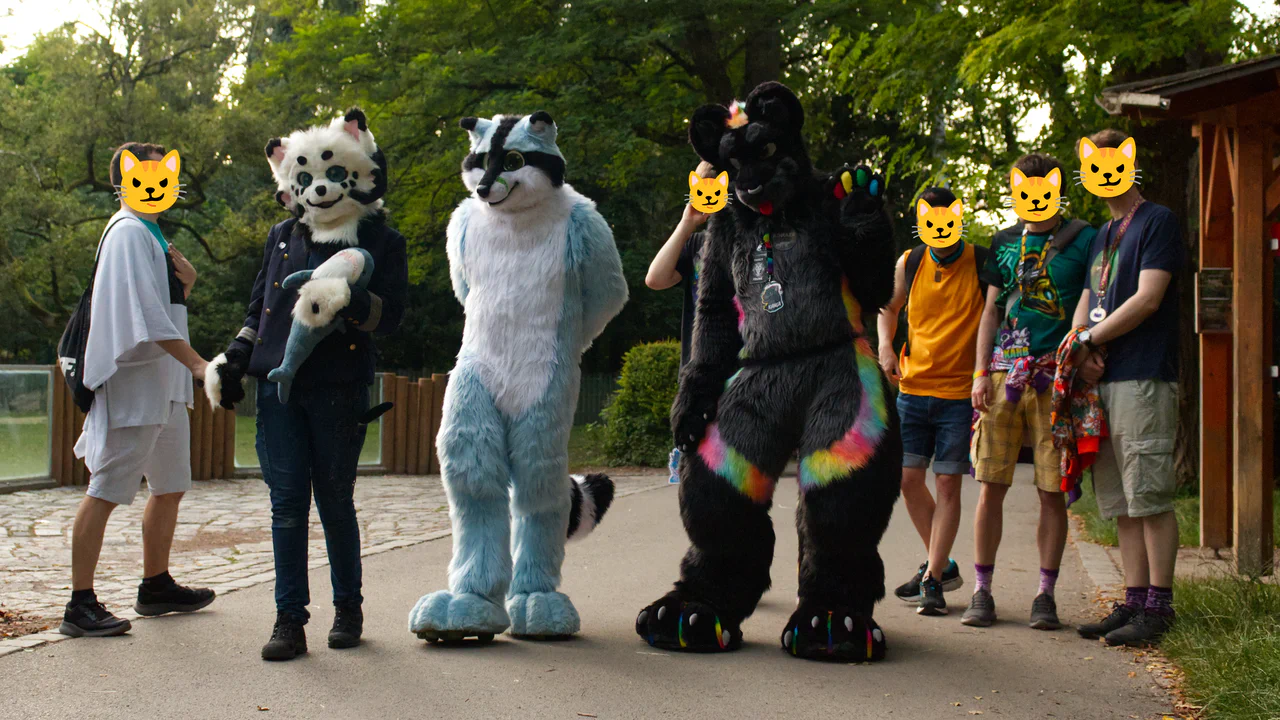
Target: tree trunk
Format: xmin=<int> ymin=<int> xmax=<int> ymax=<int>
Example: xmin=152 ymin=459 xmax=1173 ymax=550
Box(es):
xmin=741 ymin=20 xmax=782 ymax=98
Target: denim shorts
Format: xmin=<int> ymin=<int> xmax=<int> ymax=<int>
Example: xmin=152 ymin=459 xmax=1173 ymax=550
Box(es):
xmin=896 ymin=391 xmax=973 ymax=475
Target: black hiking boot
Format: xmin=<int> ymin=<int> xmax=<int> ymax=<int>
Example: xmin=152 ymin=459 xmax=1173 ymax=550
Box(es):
xmin=1104 ymin=609 xmax=1174 ymax=647
xmin=59 ymin=599 xmax=132 ymax=638
xmin=1078 ymin=602 xmax=1139 ymax=640
xmin=262 ymin=614 xmax=308 ymax=661
xmin=328 ymin=603 xmax=363 ymax=649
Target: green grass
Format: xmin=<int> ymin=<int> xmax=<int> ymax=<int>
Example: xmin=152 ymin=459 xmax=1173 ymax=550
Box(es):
xmin=232 ymin=415 xmax=381 ymax=469
xmin=568 ymin=424 xmax=609 ymax=472
xmin=1162 ymin=577 xmax=1280 ymax=720
xmin=0 ymin=416 xmax=51 ymax=480
xmin=1070 ymin=476 xmax=1277 ymax=548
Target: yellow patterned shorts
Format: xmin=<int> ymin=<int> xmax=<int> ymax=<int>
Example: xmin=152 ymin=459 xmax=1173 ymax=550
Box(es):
xmin=971 ymin=372 xmax=1061 ymax=492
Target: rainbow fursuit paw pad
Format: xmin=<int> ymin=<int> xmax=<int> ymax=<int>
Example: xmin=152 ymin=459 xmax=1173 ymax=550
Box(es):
xmin=409 ymin=590 xmax=509 ymax=643
xmin=781 ymin=604 xmax=886 ymax=662
xmin=635 ymin=591 xmax=742 ymax=653
xmin=507 ymin=591 xmax=580 ymax=639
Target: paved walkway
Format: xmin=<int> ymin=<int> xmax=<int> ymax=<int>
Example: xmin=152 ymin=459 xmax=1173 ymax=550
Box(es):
xmin=2 ymin=470 xmax=1175 ymax=719
xmin=0 ymin=473 xmax=667 ymax=624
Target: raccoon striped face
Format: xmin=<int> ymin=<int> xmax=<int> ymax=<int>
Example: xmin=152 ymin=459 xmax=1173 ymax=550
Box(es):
xmin=459 ymin=112 xmax=566 ymax=210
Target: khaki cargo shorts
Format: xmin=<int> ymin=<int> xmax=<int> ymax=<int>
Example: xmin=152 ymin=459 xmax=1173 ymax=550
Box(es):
xmin=971 ymin=372 xmax=1061 ymax=492
xmin=1092 ymin=380 xmax=1178 ymax=520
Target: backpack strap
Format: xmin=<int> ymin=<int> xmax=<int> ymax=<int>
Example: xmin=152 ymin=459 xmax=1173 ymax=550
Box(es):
xmin=87 ymin=217 xmax=130 ymax=296
xmin=903 ymin=245 xmax=927 ymax=299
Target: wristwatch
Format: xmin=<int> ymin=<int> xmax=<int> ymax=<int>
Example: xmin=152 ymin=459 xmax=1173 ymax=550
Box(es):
xmin=1079 ymin=329 xmax=1097 ymax=350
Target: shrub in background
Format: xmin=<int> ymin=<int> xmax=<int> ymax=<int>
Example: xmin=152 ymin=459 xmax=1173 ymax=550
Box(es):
xmin=600 ymin=340 xmax=681 ymax=467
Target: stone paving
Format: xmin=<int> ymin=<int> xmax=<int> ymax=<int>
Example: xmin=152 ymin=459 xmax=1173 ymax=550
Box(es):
xmin=0 ymin=472 xmax=667 ymax=649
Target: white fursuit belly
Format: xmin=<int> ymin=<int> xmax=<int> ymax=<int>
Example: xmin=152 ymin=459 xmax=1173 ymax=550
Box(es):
xmin=460 ymin=197 xmax=572 ymax=418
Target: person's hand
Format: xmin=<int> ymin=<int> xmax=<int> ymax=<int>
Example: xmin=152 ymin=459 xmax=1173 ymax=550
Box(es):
xmin=972 ymin=375 xmax=993 ymax=413
xmin=189 ymin=356 xmax=209 ymax=385
xmin=878 ymin=345 xmax=900 ymax=386
xmin=680 ymin=202 xmax=709 ymax=229
xmin=170 ymin=246 xmax=197 ymax=296
xmin=1078 ymin=352 xmax=1105 ymax=385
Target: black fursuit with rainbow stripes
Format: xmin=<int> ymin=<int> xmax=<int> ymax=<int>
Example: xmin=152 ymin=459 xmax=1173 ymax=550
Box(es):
xmin=635 ymin=81 xmax=902 ymax=662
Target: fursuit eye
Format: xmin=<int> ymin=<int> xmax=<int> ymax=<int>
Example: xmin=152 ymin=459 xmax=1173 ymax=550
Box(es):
xmin=730 ymin=158 xmax=742 ymax=169
xmin=297 ymin=172 xmax=313 ymax=189
xmin=1043 ymin=192 xmax=1051 ymax=200
xmin=159 ymin=178 xmax=168 ymax=188
xmin=132 ymin=178 xmax=141 ymax=188
xmin=1116 ymin=164 xmax=1125 ymax=173
xmin=326 ymin=165 xmax=348 ymax=183
xmin=503 ymin=151 xmax=525 ymax=172
xmin=1020 ymin=191 xmax=1027 ymax=199
xmin=1090 ymin=163 xmax=1099 ymax=173
xmin=762 ymin=143 xmax=776 ymax=159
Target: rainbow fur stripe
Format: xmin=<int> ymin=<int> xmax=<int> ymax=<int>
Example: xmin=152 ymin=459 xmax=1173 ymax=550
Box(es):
xmin=698 ymin=424 xmax=775 ymax=503
xmin=797 ymin=278 xmax=889 ymax=491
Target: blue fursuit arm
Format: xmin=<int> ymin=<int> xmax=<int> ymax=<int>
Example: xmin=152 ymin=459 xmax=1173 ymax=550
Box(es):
xmin=567 ymin=199 xmax=628 ymax=352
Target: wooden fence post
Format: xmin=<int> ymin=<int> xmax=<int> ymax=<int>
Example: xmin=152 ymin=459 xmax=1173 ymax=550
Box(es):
xmin=51 ymin=378 xmax=66 ymax=486
xmin=61 ymin=381 xmax=76 ymax=486
xmin=416 ymin=378 xmax=434 ymax=475
xmin=406 ymin=381 xmax=420 ymax=475
xmin=211 ymin=406 xmax=225 ymax=480
xmin=223 ymin=410 xmax=237 ymax=478
xmin=393 ymin=375 xmax=409 ymax=474
xmin=71 ymin=404 xmax=87 ymax=486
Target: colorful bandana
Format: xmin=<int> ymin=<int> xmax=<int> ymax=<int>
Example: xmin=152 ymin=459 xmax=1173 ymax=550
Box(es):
xmin=1050 ymin=326 xmax=1109 ymax=507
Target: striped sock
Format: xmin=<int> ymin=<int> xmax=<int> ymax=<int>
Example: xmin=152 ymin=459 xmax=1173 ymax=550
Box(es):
xmin=1146 ymin=585 xmax=1174 ymax=616
xmin=1038 ymin=568 xmax=1060 ymax=597
xmin=1124 ymin=586 xmax=1146 ymax=610
xmin=974 ymin=564 xmax=994 ymax=593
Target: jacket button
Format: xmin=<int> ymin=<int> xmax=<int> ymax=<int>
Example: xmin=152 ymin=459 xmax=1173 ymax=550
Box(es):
xmin=265 ymin=308 xmax=271 ymax=315
xmin=349 ymin=344 xmax=357 ymax=351
xmin=273 ymin=282 xmax=280 ymax=288
xmin=257 ymin=338 xmax=263 ymax=345
xmin=283 ymin=253 xmax=289 ymax=260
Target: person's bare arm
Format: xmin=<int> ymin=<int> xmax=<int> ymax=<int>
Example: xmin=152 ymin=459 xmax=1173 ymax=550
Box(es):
xmin=1071 ymin=288 xmax=1091 ymax=328
xmin=158 ymin=339 xmax=208 ymax=382
xmin=645 ymin=204 xmax=708 ymax=290
xmin=876 ymin=255 xmax=907 ymax=385
xmin=970 ymin=285 xmax=1001 ymax=412
xmin=1087 ymin=269 xmax=1173 ymax=345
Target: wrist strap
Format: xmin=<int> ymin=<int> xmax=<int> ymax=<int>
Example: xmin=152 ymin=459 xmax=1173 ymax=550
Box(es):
xmin=973 ymin=369 xmax=990 ymax=379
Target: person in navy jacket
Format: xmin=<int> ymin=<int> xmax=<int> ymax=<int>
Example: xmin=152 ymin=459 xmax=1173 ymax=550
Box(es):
xmin=206 ymin=109 xmax=408 ymax=661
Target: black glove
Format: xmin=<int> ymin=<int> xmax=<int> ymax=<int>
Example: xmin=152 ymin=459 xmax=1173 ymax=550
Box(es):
xmin=206 ymin=340 xmax=250 ymax=410
xmin=337 ymin=286 xmax=373 ymax=327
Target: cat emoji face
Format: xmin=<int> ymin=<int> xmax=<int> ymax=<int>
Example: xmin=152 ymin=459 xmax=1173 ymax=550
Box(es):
xmin=117 ymin=149 xmax=181 ymax=214
xmin=914 ymin=198 xmax=964 ymax=249
xmin=689 ymin=171 xmax=730 ymax=213
xmin=1009 ymin=167 xmax=1065 ymax=223
xmin=1077 ymin=137 xmax=1138 ymax=198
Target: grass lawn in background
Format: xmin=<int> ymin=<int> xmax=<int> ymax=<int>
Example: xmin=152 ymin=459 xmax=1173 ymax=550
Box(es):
xmin=233 ymin=416 xmax=382 ymax=469
xmin=0 ymin=416 xmax=51 ymax=480
xmin=1070 ymin=477 xmax=1278 ymax=548
xmin=568 ymin=424 xmax=609 ymax=472
xmin=1161 ymin=577 xmax=1280 ymax=720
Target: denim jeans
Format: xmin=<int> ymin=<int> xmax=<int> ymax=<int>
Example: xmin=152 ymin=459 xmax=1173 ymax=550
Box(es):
xmin=255 ymin=380 xmax=368 ymax=623
xmin=896 ymin=391 xmax=973 ymax=476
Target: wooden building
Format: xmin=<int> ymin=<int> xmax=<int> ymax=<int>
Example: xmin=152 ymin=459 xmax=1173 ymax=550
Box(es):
xmin=1098 ymin=55 xmax=1280 ymax=575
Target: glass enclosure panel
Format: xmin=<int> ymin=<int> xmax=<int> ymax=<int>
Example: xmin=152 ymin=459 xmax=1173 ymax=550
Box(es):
xmin=234 ymin=375 xmax=384 ymax=469
xmin=0 ymin=367 xmax=53 ymax=482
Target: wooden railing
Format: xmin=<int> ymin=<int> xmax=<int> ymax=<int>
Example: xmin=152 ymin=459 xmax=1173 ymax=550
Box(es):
xmin=378 ymin=372 xmax=448 ymax=475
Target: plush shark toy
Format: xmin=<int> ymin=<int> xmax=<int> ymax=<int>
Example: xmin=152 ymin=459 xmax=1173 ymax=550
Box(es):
xmin=408 ymin=111 xmax=628 ymax=643
xmin=266 ymin=247 xmax=374 ymax=403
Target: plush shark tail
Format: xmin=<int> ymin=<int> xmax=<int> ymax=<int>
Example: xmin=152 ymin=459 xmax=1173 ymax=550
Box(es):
xmin=567 ymin=473 xmax=614 ymax=541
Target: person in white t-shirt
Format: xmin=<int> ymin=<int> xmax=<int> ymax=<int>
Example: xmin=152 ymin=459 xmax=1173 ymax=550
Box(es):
xmin=61 ymin=142 xmax=217 ymax=638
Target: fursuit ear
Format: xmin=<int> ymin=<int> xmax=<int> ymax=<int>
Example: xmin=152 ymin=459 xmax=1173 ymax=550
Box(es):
xmin=265 ymin=137 xmax=287 ymax=174
xmin=459 ymin=116 xmax=494 ymax=150
xmin=348 ymin=148 xmax=388 ymax=206
xmin=528 ymin=110 xmax=556 ymax=143
xmin=745 ymin=81 xmax=804 ymax=134
xmin=275 ymin=189 xmax=293 ymax=209
xmin=338 ymin=107 xmax=378 ymax=156
xmin=689 ymin=104 xmax=731 ymax=166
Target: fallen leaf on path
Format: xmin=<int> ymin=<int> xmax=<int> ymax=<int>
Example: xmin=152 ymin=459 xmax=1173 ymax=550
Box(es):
xmin=577 ymin=714 xmax=597 ymax=718
xmin=256 ymin=707 xmax=269 ymax=712
xmin=969 ymin=712 xmax=984 ymax=716
xmin=974 ymin=696 xmax=982 ymax=700
xmin=1128 ymin=672 xmax=1136 ymax=678
xmin=1083 ymin=656 xmax=1094 ymax=660
xmin=952 ymin=702 xmax=963 ymax=707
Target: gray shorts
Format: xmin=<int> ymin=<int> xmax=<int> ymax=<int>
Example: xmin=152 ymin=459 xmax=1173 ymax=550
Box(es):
xmin=1092 ymin=380 xmax=1177 ymax=520
xmin=86 ymin=402 xmax=192 ymax=506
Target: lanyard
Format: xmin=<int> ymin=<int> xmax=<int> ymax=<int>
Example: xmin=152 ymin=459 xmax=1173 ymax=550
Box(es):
xmin=762 ymin=232 xmax=776 ymax=279
xmin=1095 ymin=199 xmax=1145 ymax=306
xmin=1017 ymin=218 xmax=1061 ymax=293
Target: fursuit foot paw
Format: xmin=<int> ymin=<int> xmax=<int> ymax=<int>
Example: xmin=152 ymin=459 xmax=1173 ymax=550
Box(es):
xmin=781 ymin=603 xmax=886 ymax=662
xmin=506 ymin=592 xmax=580 ymax=639
xmin=408 ymin=590 xmax=509 ymax=644
xmin=635 ymin=591 xmax=741 ymax=653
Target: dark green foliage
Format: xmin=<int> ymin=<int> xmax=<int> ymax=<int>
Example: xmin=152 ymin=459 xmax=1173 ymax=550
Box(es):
xmin=600 ymin=341 xmax=680 ymax=467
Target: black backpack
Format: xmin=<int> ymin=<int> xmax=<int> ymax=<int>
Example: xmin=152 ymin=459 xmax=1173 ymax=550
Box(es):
xmin=57 ymin=217 xmax=128 ymax=412
xmin=899 ymin=242 xmax=991 ymax=358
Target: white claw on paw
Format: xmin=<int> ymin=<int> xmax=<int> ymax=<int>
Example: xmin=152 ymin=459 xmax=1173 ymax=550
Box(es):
xmin=689 ymin=613 xmax=698 ymax=626
xmin=638 ymin=610 xmax=648 ymax=625
xmin=845 ymin=616 xmax=854 ymax=633
xmin=811 ymin=616 xmax=819 ymax=628
xmin=702 ymin=413 xmax=708 ymax=419
xmin=872 ymin=628 xmax=884 ymax=643
xmin=783 ymin=630 xmax=792 ymax=647
xmin=722 ymin=630 xmax=731 ymax=646
xmin=657 ymin=606 xmax=667 ymax=621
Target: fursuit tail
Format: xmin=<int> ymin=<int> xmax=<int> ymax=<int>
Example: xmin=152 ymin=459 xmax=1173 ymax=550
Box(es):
xmin=567 ymin=473 xmax=614 ymax=541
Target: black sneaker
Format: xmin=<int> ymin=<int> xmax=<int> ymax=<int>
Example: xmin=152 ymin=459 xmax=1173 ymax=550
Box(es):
xmin=1029 ymin=593 xmax=1062 ymax=630
xmin=328 ymin=603 xmax=363 ymax=649
xmin=134 ymin=579 xmax=216 ymax=617
xmin=961 ymin=588 xmax=997 ymax=627
xmin=262 ymin=614 xmax=308 ymax=661
xmin=894 ymin=562 xmax=927 ymax=602
xmin=1078 ymin=602 xmax=1138 ymax=640
xmin=1104 ymin=609 xmax=1174 ymax=647
xmin=917 ymin=574 xmax=948 ymax=616
xmin=59 ymin=600 xmax=132 ymax=637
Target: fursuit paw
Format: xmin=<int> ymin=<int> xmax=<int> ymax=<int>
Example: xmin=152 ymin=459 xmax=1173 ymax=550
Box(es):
xmin=204 ymin=353 xmax=246 ymax=410
xmin=408 ymin=590 xmax=509 ymax=644
xmin=671 ymin=392 xmax=719 ymax=453
xmin=294 ymin=277 xmax=351 ymax=329
xmin=506 ymin=592 xmax=580 ymax=639
xmin=635 ymin=591 xmax=741 ymax=653
xmin=829 ymin=164 xmax=885 ymax=221
xmin=780 ymin=603 xmax=886 ymax=662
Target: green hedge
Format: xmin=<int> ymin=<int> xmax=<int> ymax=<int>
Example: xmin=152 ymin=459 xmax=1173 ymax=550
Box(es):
xmin=600 ymin=340 xmax=681 ymax=467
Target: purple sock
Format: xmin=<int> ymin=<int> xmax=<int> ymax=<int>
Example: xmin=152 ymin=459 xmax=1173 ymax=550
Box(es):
xmin=1124 ymin=586 xmax=1146 ymax=610
xmin=974 ymin=564 xmax=994 ymax=592
xmin=1038 ymin=568 xmax=1060 ymax=596
xmin=1146 ymin=586 xmax=1174 ymax=616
